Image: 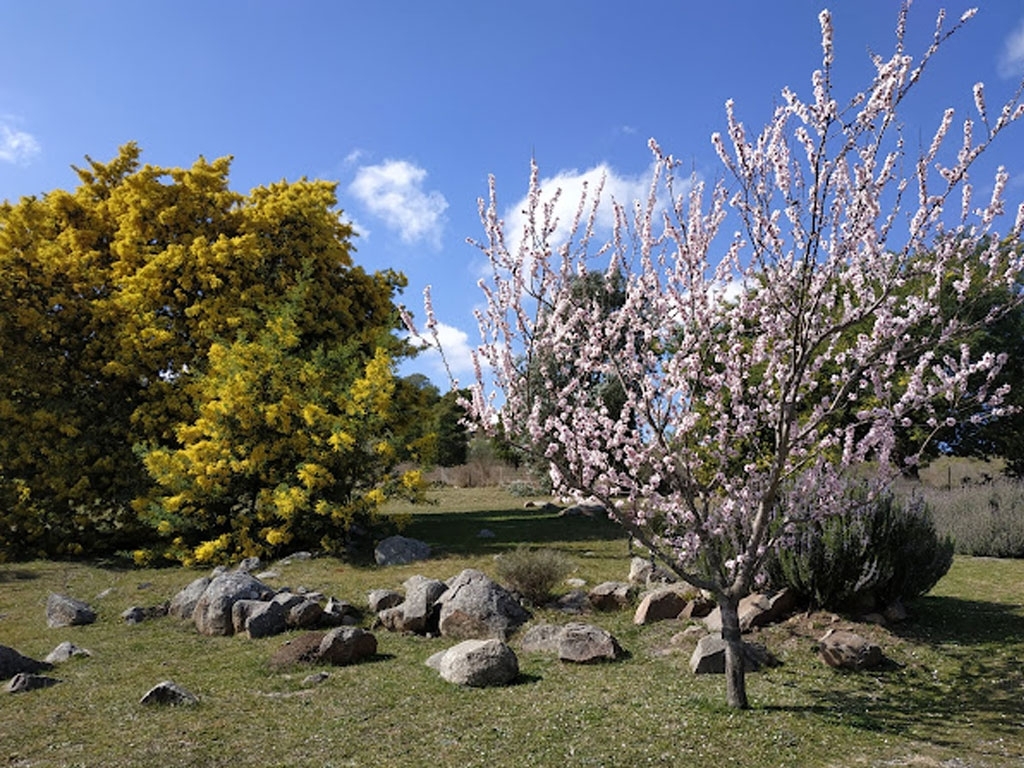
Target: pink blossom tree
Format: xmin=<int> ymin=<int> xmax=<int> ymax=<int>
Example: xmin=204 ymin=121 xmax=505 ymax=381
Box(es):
xmin=416 ymin=6 xmax=1024 ymax=709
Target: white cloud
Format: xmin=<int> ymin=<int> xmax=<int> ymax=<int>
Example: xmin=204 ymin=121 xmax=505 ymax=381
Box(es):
xmin=343 ymin=148 xmax=366 ymax=166
xmin=500 ymin=162 xmax=654 ymax=265
xmin=348 ymin=159 xmax=448 ymax=248
xmin=0 ymin=122 xmax=41 ymax=164
xmin=999 ymin=18 xmax=1024 ymax=78
xmin=408 ymin=321 xmax=476 ymax=382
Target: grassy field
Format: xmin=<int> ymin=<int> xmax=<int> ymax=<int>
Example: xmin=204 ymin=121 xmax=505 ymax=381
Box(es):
xmin=2 ymin=487 xmax=1022 ymax=767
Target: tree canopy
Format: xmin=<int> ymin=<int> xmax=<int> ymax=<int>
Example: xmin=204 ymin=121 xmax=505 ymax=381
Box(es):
xmin=0 ymin=143 xmax=418 ymax=563
xmin=418 ymin=6 xmax=1024 ymax=708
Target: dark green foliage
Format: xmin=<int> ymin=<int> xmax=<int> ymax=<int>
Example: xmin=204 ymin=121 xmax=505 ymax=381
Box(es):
xmin=391 ymin=375 xmax=470 ymax=468
xmin=768 ymin=491 xmax=953 ymax=611
xmin=494 ymin=546 xmax=575 ymax=604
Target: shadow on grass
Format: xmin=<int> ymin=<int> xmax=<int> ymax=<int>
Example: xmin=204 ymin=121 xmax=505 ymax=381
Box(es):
xmin=767 ymin=595 xmax=1024 ymax=745
xmin=402 ymin=506 xmax=628 ymax=556
xmin=773 ymin=662 xmax=1023 ymax=745
xmin=895 ymin=594 xmax=1024 ymax=645
xmin=0 ymin=568 xmax=39 ymax=582
xmin=509 ymin=672 xmax=544 ymax=687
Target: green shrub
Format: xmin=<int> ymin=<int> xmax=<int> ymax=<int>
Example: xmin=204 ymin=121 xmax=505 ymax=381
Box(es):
xmin=768 ymin=490 xmax=953 ymax=611
xmin=921 ymin=479 xmax=1024 ymax=558
xmin=503 ymin=479 xmax=549 ymax=497
xmin=494 ymin=546 xmax=575 ymax=604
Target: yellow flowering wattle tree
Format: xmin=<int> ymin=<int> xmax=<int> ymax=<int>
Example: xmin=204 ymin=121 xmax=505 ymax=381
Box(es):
xmin=0 ymin=143 xmax=418 ymax=562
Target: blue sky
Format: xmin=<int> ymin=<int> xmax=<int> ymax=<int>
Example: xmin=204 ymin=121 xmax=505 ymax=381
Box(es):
xmin=3 ymin=1 xmax=1024 ymax=385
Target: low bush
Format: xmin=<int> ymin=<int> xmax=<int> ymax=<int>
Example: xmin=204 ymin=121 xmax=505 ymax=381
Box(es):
xmin=494 ymin=546 xmax=575 ymax=604
xmin=768 ymin=489 xmax=953 ymax=611
xmin=502 ymin=479 xmax=549 ymax=497
xmin=921 ymin=479 xmax=1024 ymax=558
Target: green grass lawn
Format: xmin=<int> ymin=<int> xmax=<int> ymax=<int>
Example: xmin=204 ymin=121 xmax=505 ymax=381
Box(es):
xmin=2 ymin=487 xmax=1022 ymax=767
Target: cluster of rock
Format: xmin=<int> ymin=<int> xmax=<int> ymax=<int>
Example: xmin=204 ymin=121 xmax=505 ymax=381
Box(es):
xmin=364 ymin=566 xmax=630 ymax=684
xmin=520 ymin=622 xmax=624 ymax=663
xmin=4 ymin=539 xmax=894 ymax=703
xmin=373 ymin=568 xmax=530 ymax=641
xmin=1 ymin=640 xmax=94 ymax=694
xmin=168 ymin=566 xmax=359 ymax=639
xmin=618 ymin=555 xmax=887 ymax=673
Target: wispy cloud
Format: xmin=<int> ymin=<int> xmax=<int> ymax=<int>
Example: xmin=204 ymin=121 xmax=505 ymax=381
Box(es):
xmin=408 ymin=320 xmax=475 ymax=382
xmin=348 ymin=159 xmax=448 ymax=248
xmin=998 ymin=18 xmax=1024 ymax=78
xmin=0 ymin=121 xmax=41 ymax=165
xmin=499 ymin=162 xmax=654 ymax=265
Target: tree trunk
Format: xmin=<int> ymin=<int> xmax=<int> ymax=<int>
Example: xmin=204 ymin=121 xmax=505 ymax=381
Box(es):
xmin=719 ymin=595 xmax=749 ymax=709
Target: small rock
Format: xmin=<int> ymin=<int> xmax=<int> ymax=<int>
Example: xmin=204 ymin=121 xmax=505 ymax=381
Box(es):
xmin=269 ymin=633 xmax=326 ymax=668
xmin=559 ymin=502 xmax=605 ymax=518
xmin=6 ymin=673 xmax=61 ymax=693
xmin=678 ymin=596 xmax=716 ymax=620
xmin=317 ymin=627 xmax=377 ymax=666
xmin=322 ymin=597 xmax=359 ymax=626
xmin=374 ymin=535 xmax=431 ymax=566
xmin=302 ymin=671 xmax=329 ymax=686
xmin=434 ymin=639 xmax=519 ymax=687
xmin=588 ymin=581 xmax=634 ymax=611
xmin=400 ymin=577 xmax=447 ymax=634
xmin=551 ymin=589 xmax=589 ymax=613
xmin=46 ymin=593 xmax=97 ymax=628
xmin=437 ymin=568 xmax=531 ymax=641
xmin=744 ymin=589 xmax=797 ymax=629
xmin=628 ymin=556 xmax=676 ymax=586
xmin=558 ymin=622 xmax=624 ymax=663
xmin=245 ymin=600 xmax=287 ymax=639
xmin=377 ymin=605 xmax=407 ymax=632
xmin=231 ymin=599 xmax=268 ymax=635
xmin=670 ymin=625 xmax=706 ymax=643
xmin=817 ymin=629 xmax=883 ymax=671
xmin=95 ymin=588 xmax=116 ymax=599
xmin=633 ymin=586 xmax=691 ymax=625
xmin=140 ymin=680 xmax=199 ymax=706
xmin=519 ymin=624 xmax=564 ymax=654
xmin=689 ymin=635 xmax=779 ymax=674
xmin=235 ymin=556 xmax=262 ymax=574
xmin=367 ymin=589 xmax=404 ymax=613
xmin=270 ymin=592 xmax=305 ymax=612
xmin=520 ymin=622 xmax=624 ymax=663
xmin=703 ymin=592 xmax=791 ymax=634
xmin=256 ymin=570 xmax=281 ymax=581
xmin=122 ymin=606 xmax=146 ymax=624
xmin=168 ymin=576 xmax=212 ymax=620
xmin=287 ymin=599 xmax=324 ymax=629
xmin=45 ymin=642 xmax=91 ymax=664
